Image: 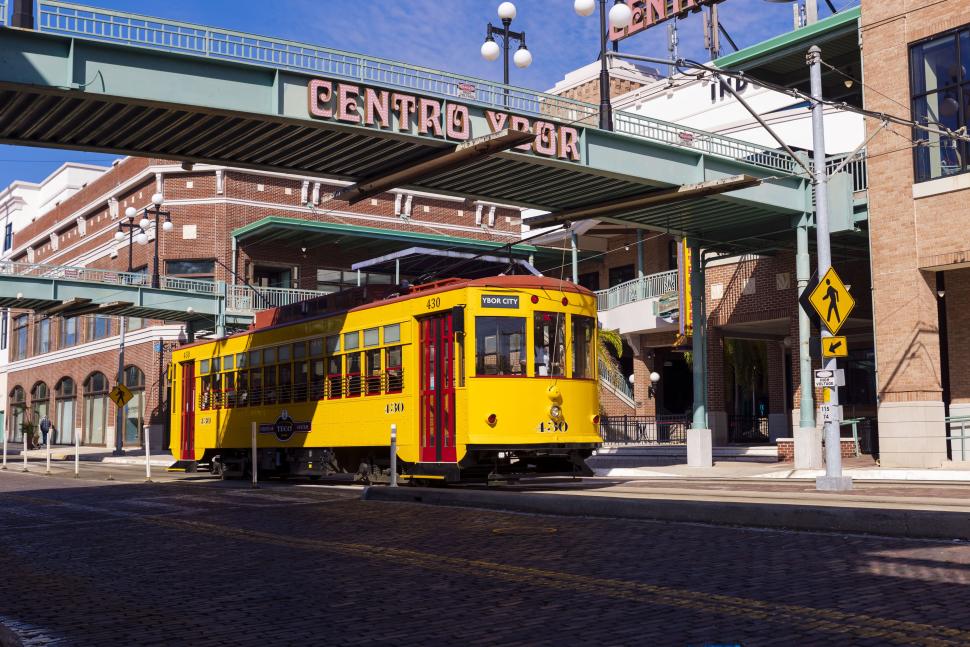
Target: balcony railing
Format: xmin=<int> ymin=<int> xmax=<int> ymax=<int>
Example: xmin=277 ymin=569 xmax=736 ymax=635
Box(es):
xmin=825 ymin=152 xmax=868 ymax=192
xmin=32 ymin=1 xmax=813 ymax=175
xmin=599 ymin=414 xmax=690 ymax=445
xmin=225 ymin=285 xmax=327 ymax=311
xmin=599 ymin=359 xmax=634 ymax=400
xmin=0 ymin=3 xmax=6 ymax=26
xmin=595 ymin=270 xmax=678 ymax=311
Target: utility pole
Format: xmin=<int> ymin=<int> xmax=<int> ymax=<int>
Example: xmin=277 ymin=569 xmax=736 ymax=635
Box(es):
xmin=808 ymin=44 xmax=851 ymax=491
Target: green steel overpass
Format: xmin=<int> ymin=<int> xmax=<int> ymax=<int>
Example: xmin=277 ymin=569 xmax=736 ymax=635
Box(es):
xmin=0 ymin=1 xmax=867 ymax=254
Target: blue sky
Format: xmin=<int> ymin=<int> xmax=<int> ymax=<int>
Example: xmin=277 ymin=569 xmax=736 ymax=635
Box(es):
xmin=0 ymin=0 xmax=856 ymax=188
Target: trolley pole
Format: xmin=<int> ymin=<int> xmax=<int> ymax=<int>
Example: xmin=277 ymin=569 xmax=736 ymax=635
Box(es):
xmin=251 ymin=421 xmax=259 ymax=489
xmin=144 ymin=424 xmax=152 ymax=482
xmin=389 ymin=424 xmax=398 ymax=487
xmin=809 ymin=44 xmax=851 ymax=491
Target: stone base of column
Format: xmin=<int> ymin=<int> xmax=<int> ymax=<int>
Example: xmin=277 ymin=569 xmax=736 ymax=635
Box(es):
xmin=816 ymin=475 xmax=853 ymax=491
xmin=794 ymin=426 xmax=824 ymax=469
xmin=768 ymin=413 xmax=789 ymax=442
xmin=687 ymin=428 xmax=713 ymax=468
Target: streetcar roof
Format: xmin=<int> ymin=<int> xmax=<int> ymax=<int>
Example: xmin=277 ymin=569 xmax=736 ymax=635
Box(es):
xmin=177 ymin=275 xmax=594 ymax=351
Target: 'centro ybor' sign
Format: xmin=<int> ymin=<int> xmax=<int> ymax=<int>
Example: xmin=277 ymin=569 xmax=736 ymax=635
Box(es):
xmin=307 ymin=79 xmax=581 ymax=162
xmin=610 ymin=0 xmax=727 ymax=41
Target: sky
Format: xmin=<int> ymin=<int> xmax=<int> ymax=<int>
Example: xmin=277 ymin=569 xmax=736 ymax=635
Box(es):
xmin=0 ymin=0 xmax=858 ymax=189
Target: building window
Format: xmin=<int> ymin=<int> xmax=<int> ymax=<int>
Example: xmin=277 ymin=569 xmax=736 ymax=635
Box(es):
xmin=30 ymin=382 xmax=50 ymax=442
xmin=123 ymin=366 xmax=146 ymax=446
xmin=577 ymin=271 xmax=599 ymax=292
xmin=13 ymin=314 xmax=27 ymax=361
xmin=87 ymin=316 xmax=111 ymax=341
xmin=315 ymin=268 xmax=392 ymax=293
xmin=669 ymin=240 xmax=679 ymax=271
xmin=61 ymin=317 xmax=77 ymax=348
xmin=34 ymin=318 xmax=51 ymax=355
xmin=55 ymin=377 xmax=77 ymax=446
xmin=608 ymin=264 xmax=636 ymax=288
xmin=910 ymin=28 xmax=970 ymax=181
xmin=83 ymin=372 xmax=110 ymax=446
xmin=167 ymin=259 xmax=215 ymax=281
xmin=9 ymin=386 xmax=26 ymax=443
xmin=3 ymin=223 xmax=12 ymax=251
xmin=1 ymin=310 xmax=8 ymax=350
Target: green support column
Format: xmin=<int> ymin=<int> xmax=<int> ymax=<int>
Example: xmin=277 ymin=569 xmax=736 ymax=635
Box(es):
xmin=636 ymin=229 xmax=644 ymax=279
xmin=797 ymin=221 xmax=815 ymax=429
xmin=215 ymin=280 xmax=227 ymax=338
xmin=690 ymin=243 xmax=706 ymax=430
xmin=570 ymin=231 xmax=579 ymax=284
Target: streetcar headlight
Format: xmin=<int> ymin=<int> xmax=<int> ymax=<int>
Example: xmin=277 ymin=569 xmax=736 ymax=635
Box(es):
xmin=487 ymin=413 xmax=498 ymax=426
xmin=550 ymin=405 xmax=562 ymax=420
xmin=592 ymin=414 xmax=600 ymax=425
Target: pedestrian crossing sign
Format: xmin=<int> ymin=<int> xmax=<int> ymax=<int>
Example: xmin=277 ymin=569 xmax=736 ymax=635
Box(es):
xmin=808 ymin=267 xmax=855 ymax=335
xmin=109 ymin=383 xmax=133 ymax=408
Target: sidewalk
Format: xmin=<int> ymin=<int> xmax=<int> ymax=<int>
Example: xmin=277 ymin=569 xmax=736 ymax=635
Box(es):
xmin=1 ymin=446 xmax=174 ymax=467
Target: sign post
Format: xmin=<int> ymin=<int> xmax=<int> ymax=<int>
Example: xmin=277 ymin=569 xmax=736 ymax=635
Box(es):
xmin=389 ymin=424 xmax=398 ymax=488
xmin=251 ymin=421 xmax=258 ymax=489
xmin=45 ymin=428 xmax=51 ymax=475
xmin=808 ymin=45 xmax=852 ymax=491
xmin=144 ymin=424 xmax=152 ymax=482
xmin=74 ymin=426 xmax=80 ymax=478
xmin=2 ymin=423 xmax=6 ymax=471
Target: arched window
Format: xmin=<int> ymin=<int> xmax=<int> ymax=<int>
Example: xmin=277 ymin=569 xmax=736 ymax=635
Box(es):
xmin=123 ymin=366 xmax=146 ymax=446
xmin=55 ymin=377 xmax=77 ymax=446
xmin=9 ymin=386 xmax=25 ymax=443
xmin=30 ymin=381 xmax=50 ymax=444
xmin=83 ymin=372 xmax=109 ymax=446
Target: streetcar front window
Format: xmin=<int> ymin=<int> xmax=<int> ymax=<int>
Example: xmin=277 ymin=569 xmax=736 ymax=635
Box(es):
xmin=475 ymin=316 xmax=526 ymax=376
xmin=533 ymin=312 xmax=565 ymax=377
xmin=572 ymin=315 xmax=596 ymax=379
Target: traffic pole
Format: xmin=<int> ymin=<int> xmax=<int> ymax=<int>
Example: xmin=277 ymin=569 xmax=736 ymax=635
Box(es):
xmin=809 ymin=44 xmax=851 ymax=491
xmin=144 ymin=424 xmax=152 ymax=482
xmin=251 ymin=421 xmax=258 ymax=489
xmin=389 ymin=424 xmax=398 ymax=487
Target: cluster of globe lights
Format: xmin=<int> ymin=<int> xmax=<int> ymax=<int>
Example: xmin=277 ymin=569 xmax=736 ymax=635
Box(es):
xmin=574 ymin=0 xmax=634 ymax=30
xmin=113 ymin=192 xmax=174 ymax=246
xmin=479 ymin=3 xmax=533 ymax=69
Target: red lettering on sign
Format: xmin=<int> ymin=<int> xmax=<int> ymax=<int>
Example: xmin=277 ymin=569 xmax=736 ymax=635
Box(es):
xmin=308 ymin=79 xmax=333 ymax=118
xmin=418 ymin=98 xmax=442 ymax=137
xmin=364 ymin=88 xmax=391 ymax=128
xmin=485 ymin=110 xmax=508 ymax=133
xmin=532 ymin=121 xmax=557 ymax=156
xmin=337 ymin=84 xmax=360 ymax=124
xmin=392 ymin=93 xmax=417 ymax=132
xmin=446 ymin=104 xmax=471 ymax=140
xmin=558 ymin=127 xmax=580 ymax=161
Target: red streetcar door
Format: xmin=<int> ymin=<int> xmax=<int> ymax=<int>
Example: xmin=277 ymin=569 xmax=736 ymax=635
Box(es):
xmin=180 ymin=361 xmax=196 ymax=460
xmin=420 ymin=313 xmax=457 ymax=463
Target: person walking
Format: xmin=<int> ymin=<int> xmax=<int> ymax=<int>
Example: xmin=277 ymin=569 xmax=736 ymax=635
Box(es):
xmin=39 ymin=414 xmax=52 ymax=447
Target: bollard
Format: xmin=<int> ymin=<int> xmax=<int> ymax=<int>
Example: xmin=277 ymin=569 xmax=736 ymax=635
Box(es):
xmin=45 ymin=428 xmax=51 ymax=475
xmin=251 ymin=421 xmax=258 ymax=489
xmin=144 ymin=424 xmax=152 ymax=482
xmin=21 ymin=432 xmax=28 ymax=472
xmin=74 ymin=428 xmax=79 ymax=478
xmin=389 ymin=424 xmax=398 ymax=488
xmin=2 ymin=426 xmax=6 ymax=470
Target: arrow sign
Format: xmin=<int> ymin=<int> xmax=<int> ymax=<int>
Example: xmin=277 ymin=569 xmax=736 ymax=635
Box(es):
xmin=823 ymin=336 xmax=848 ymax=358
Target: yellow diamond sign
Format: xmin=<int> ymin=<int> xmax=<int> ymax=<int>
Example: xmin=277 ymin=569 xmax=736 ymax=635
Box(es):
xmin=109 ymin=383 xmax=133 ymax=408
xmin=809 ymin=267 xmax=855 ymax=335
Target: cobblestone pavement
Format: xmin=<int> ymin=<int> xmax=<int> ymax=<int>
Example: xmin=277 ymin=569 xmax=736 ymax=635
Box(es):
xmin=2 ymin=468 xmax=970 ymax=646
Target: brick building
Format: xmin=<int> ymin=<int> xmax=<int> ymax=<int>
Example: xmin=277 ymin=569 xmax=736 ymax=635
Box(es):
xmin=860 ymin=0 xmax=970 ymax=466
xmin=1 ymin=157 xmax=525 ymax=450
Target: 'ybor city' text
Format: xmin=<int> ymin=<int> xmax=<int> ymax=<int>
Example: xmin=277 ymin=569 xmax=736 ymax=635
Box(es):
xmin=307 ymin=79 xmax=581 ymax=162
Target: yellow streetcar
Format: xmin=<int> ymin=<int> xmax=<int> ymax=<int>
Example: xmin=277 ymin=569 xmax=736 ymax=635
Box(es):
xmin=168 ymin=275 xmax=602 ymax=483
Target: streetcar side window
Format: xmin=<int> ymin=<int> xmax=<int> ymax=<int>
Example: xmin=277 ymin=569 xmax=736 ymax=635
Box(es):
xmin=224 ymin=370 xmax=236 ymax=408
xmin=293 ymin=360 xmax=308 ymax=402
xmin=237 ymin=369 xmax=249 ymax=407
xmin=310 ymin=338 xmax=324 ymax=356
xmin=326 ymin=335 xmax=340 ymax=354
xmin=386 ymin=346 xmax=403 ymax=393
xmin=364 ymin=328 xmax=379 ymax=347
xmin=249 ymin=367 xmax=263 ymax=406
xmin=263 ymin=363 xmax=277 ymax=405
xmin=365 ymin=349 xmax=381 ymax=395
xmin=475 ymin=317 xmax=526 ymax=376
xmin=384 ymin=324 xmax=400 ymax=343
xmin=346 ymin=353 xmax=362 ymax=397
xmin=278 ymin=362 xmax=292 ymax=403
xmin=293 ymin=341 xmax=307 ymax=360
xmin=200 ymin=374 xmax=212 ymax=410
xmin=571 ymin=315 xmax=596 ymax=379
xmin=327 ymin=356 xmax=342 ymax=399
xmin=344 ymin=331 xmax=359 ymax=351
xmin=533 ymin=312 xmax=566 ymax=377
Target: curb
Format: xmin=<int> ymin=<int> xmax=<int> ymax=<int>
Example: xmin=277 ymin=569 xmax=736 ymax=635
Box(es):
xmin=361 ymin=486 xmax=970 ymax=540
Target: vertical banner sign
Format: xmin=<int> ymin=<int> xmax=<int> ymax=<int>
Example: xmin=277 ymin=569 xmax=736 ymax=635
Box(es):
xmin=678 ymin=239 xmax=693 ymax=337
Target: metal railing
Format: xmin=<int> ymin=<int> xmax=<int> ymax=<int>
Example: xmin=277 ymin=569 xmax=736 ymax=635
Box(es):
xmin=0 ymin=260 xmax=327 ymax=313
xmin=727 ymin=415 xmax=770 ymax=443
xmin=36 ymin=1 xmax=596 ymax=123
xmin=947 ymin=416 xmax=970 ymax=461
xmin=598 ymin=359 xmax=634 ymax=400
xmin=32 ymin=2 xmax=811 ymax=174
xmin=825 ymin=152 xmax=869 ymax=192
xmin=614 ymin=111 xmax=797 ymax=173
xmin=599 ymin=414 xmax=689 ymax=445
xmin=0 ymin=3 xmax=6 ymax=26
xmin=595 ymin=269 xmax=678 ymax=311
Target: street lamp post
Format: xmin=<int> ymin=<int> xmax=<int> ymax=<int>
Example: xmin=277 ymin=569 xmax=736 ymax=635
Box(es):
xmin=574 ymin=0 xmax=633 ymax=131
xmin=481 ymin=2 xmax=532 ymax=103
xmin=139 ymin=192 xmax=174 ymax=289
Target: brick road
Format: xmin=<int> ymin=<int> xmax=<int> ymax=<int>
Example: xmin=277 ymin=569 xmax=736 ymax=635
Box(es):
xmin=2 ymin=469 xmax=970 ymax=646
